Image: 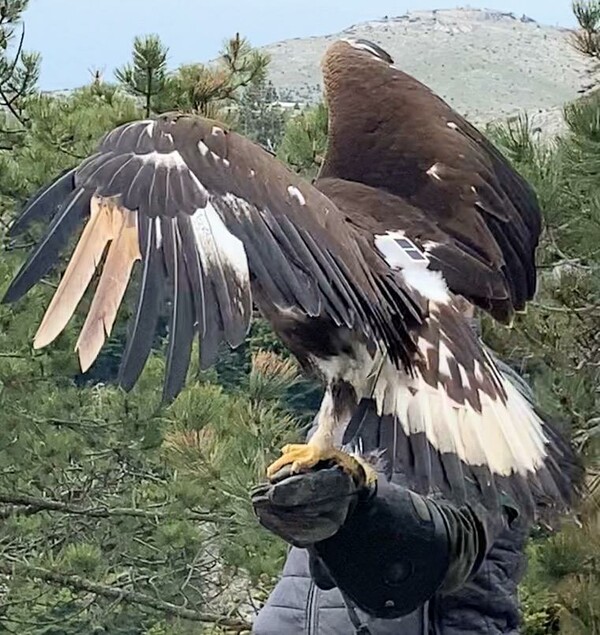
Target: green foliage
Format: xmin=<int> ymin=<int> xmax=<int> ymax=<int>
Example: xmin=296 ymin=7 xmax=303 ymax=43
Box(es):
xmin=1 ymin=86 xmax=141 ymax=202
xmin=0 ymin=292 xmax=295 ymax=631
xmin=486 ymin=100 xmax=600 ymax=428
xmin=277 ymin=102 xmax=328 ymax=177
xmin=564 ymin=94 xmax=600 ymax=141
xmin=520 ymin=512 xmax=600 ymax=634
xmin=0 ymin=0 xmax=40 ymax=146
xmin=115 ymin=34 xmax=168 ymax=117
xmin=1 ymin=3 xmax=597 ymax=632
xmin=571 ymin=1 xmax=600 ymax=58
xmin=154 ymin=34 xmax=269 ymax=121
xmin=112 ymin=32 xmax=270 ymax=126
xmin=209 ymin=321 xmax=321 ymax=424
xmin=237 ymin=79 xmax=287 ymax=151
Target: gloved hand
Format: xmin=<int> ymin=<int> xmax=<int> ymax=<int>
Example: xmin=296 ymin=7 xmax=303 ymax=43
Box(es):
xmin=251 ymin=464 xmax=371 ymax=548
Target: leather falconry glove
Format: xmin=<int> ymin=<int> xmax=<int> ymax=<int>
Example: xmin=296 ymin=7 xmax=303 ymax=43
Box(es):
xmin=250 ymin=464 xmax=374 ymax=548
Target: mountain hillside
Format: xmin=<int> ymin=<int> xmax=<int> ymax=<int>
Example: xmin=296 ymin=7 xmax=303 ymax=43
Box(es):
xmin=262 ymin=8 xmax=590 ymax=129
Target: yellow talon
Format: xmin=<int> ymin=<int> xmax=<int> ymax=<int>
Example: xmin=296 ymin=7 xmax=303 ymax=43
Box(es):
xmin=266 ymin=443 xmax=377 ymax=487
xmin=353 ymin=455 xmax=378 ymax=488
xmin=266 ymin=443 xmax=324 ymax=478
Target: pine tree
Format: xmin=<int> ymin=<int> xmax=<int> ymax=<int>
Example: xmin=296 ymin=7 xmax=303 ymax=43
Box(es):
xmin=156 ymin=34 xmax=270 ymax=120
xmin=237 ymin=79 xmax=287 ymax=151
xmin=115 ymin=34 xmax=169 ymax=117
xmin=277 ymin=102 xmax=328 ymax=177
xmin=114 ymin=32 xmax=271 ymax=125
xmin=571 ymin=0 xmax=600 ymax=59
xmin=0 ymin=0 xmax=39 ymax=148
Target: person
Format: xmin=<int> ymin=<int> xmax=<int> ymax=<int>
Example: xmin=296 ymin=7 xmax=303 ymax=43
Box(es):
xmin=251 ymin=356 xmax=580 ymax=635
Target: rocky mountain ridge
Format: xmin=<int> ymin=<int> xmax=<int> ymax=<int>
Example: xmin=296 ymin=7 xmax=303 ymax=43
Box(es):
xmin=262 ymin=8 xmax=591 ymax=130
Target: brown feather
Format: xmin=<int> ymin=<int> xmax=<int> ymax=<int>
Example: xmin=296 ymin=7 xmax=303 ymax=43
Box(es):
xmin=75 ymin=204 xmax=140 ymax=372
xmin=320 ymin=40 xmax=541 ymax=323
xmin=34 ymin=197 xmax=115 ymax=349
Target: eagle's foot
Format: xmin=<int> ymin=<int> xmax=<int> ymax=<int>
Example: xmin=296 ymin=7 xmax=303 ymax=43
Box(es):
xmin=266 ymin=444 xmax=376 ymax=488
xmin=350 ymin=454 xmax=378 ymax=488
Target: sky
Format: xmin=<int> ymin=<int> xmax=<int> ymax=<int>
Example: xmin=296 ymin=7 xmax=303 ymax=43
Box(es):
xmin=21 ymin=0 xmax=578 ymax=90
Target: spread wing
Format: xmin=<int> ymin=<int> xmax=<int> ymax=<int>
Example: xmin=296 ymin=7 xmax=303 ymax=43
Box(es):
xmin=320 ymin=40 xmax=542 ymax=324
xmin=3 ymin=113 xmax=423 ymax=400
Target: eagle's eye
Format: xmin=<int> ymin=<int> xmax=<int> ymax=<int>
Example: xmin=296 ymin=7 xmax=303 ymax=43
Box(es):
xmin=342 ymin=38 xmax=394 ymax=65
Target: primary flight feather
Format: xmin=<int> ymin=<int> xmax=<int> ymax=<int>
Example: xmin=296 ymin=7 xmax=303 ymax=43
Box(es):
xmin=3 ymin=39 xmax=579 ymax=521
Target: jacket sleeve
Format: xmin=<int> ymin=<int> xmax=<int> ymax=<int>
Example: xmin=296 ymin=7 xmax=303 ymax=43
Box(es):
xmin=310 ymin=477 xmax=512 ymax=619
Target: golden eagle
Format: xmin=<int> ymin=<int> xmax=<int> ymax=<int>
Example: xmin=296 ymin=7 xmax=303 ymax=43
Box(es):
xmin=3 ymin=39 xmax=576 ymax=519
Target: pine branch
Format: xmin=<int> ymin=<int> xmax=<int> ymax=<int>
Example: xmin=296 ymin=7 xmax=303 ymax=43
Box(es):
xmin=0 ymin=561 xmax=252 ymax=630
xmin=0 ymin=22 xmax=25 ymax=84
xmin=531 ymin=302 xmax=600 ymax=314
xmin=0 ymin=492 xmax=232 ymax=524
xmin=0 ymin=22 xmax=29 ymax=128
xmin=572 ymin=1 xmax=600 ymax=58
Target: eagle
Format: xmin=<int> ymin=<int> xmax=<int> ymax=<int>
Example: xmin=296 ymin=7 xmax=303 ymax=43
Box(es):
xmin=3 ymin=38 xmax=578 ymax=520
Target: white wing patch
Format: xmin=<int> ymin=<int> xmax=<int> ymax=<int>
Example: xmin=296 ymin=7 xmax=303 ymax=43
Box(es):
xmin=198 ymin=140 xmax=210 ymax=156
xmin=222 ymin=192 xmax=254 ymax=221
xmin=402 ymin=267 xmax=449 ymax=303
xmin=137 ymin=150 xmax=213 ymax=201
xmin=340 ymin=38 xmax=393 ymax=64
xmin=190 ymin=202 xmax=250 ymax=286
xmin=197 ymin=139 xmax=229 ymax=166
xmin=400 ymin=361 xmax=548 ymax=476
xmin=374 ymin=231 xmax=450 ymax=302
xmin=139 ymin=150 xmax=189 ymax=170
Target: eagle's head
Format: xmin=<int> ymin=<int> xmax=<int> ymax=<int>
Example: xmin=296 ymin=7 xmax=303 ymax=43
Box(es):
xmin=339 ymin=38 xmax=394 ymax=65
xmin=321 ymin=38 xmax=395 ymax=106
xmin=321 ymin=38 xmax=395 ymax=89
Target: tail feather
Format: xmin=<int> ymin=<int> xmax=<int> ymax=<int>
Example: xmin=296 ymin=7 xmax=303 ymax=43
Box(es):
xmin=344 ymin=302 xmax=581 ymax=523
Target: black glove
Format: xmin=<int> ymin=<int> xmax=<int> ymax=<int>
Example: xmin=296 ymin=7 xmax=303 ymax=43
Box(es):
xmin=250 ymin=465 xmax=370 ymax=548
xmin=252 ymin=465 xmax=489 ymax=619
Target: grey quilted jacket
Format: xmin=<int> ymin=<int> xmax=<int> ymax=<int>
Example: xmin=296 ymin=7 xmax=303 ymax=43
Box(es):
xmin=253 ymin=485 xmax=528 ymax=635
